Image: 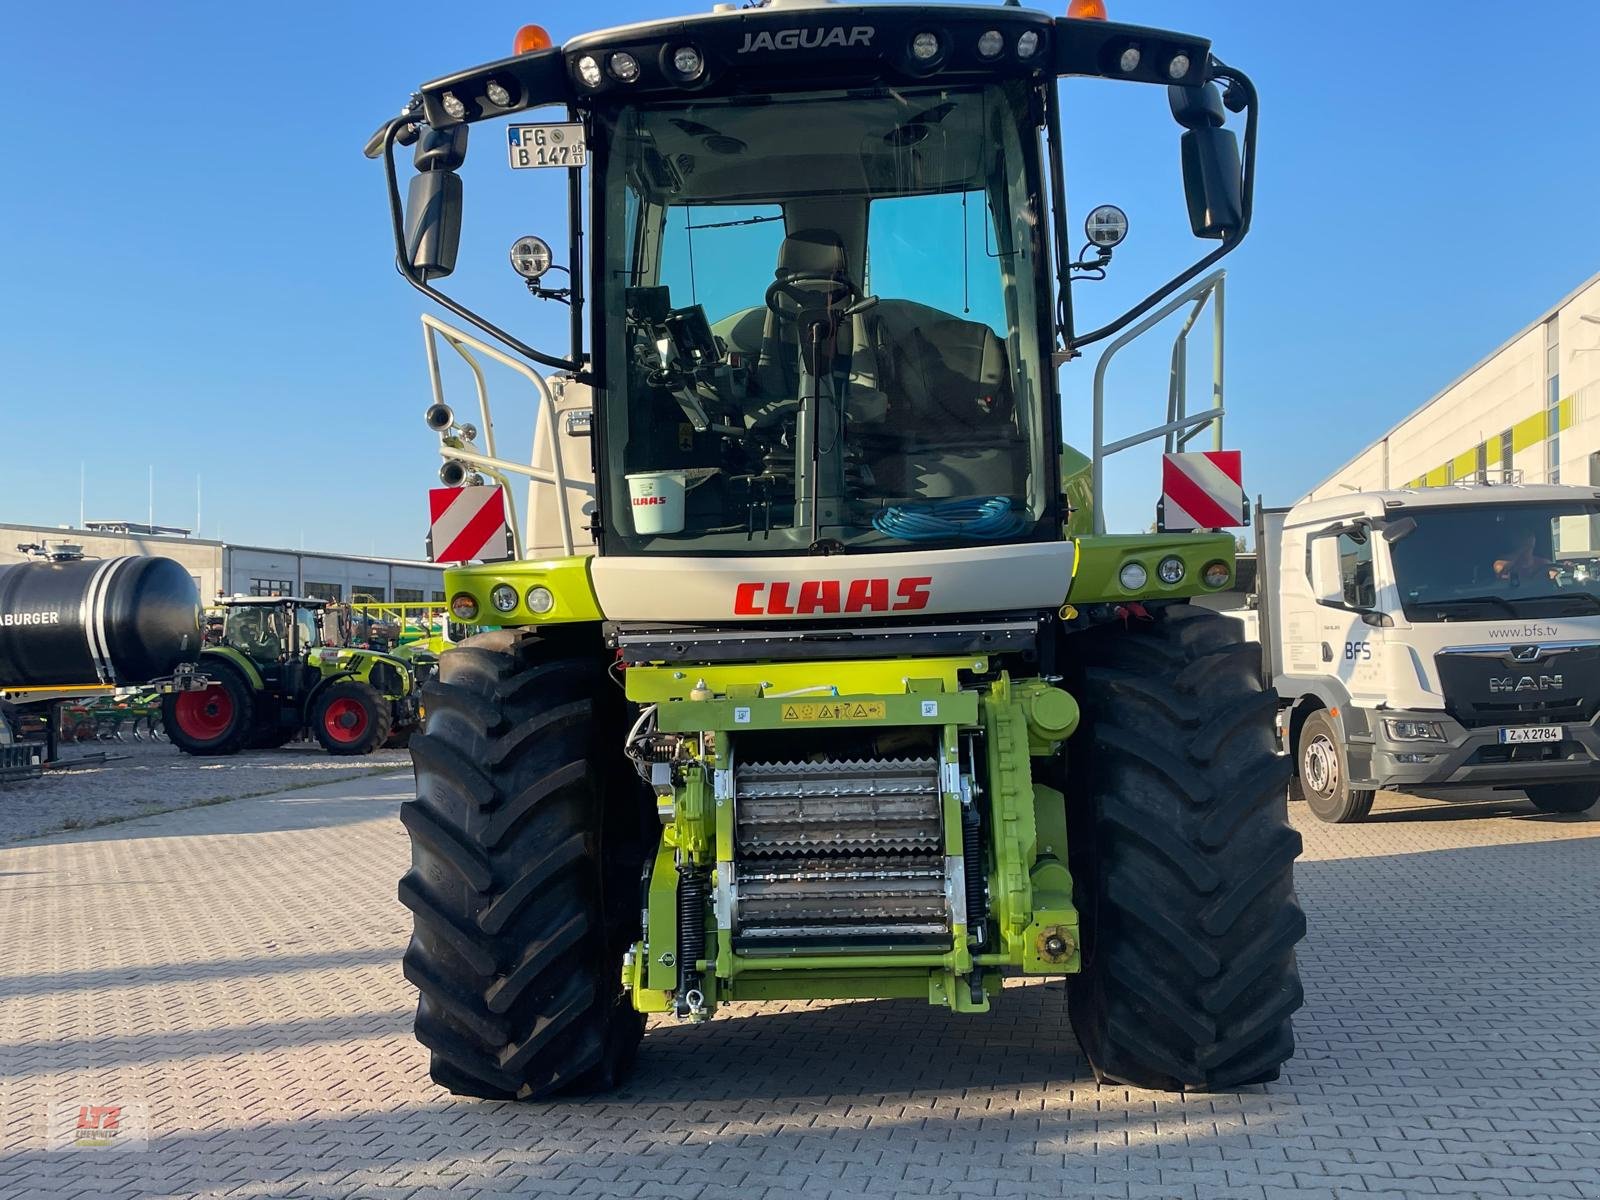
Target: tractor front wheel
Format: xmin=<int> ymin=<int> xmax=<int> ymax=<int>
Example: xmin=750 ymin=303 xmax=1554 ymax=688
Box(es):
xmin=399 ymin=630 xmax=647 ymax=1101
xmin=163 ymin=663 xmax=255 ymax=757
xmin=311 ymin=682 xmax=391 ymax=756
xmin=1067 ymin=604 xmax=1305 ymax=1091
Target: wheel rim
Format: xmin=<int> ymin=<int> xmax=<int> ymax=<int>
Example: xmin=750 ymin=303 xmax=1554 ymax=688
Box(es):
xmin=322 ymin=698 xmax=369 ymax=743
xmin=1303 ymin=734 xmax=1338 ymax=795
xmin=174 ymin=686 xmax=234 ymax=740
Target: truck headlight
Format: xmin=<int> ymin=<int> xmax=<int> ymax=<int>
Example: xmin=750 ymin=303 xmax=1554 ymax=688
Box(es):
xmin=1157 ymin=556 xmax=1185 ymax=585
xmin=526 ymin=586 xmax=555 ymax=614
xmin=1385 ymin=719 xmax=1444 ymax=742
xmin=1118 ymin=562 xmax=1147 ymax=591
xmin=490 ymin=584 xmax=520 ymax=613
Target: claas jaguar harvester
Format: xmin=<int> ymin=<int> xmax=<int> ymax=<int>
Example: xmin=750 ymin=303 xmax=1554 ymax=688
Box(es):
xmin=369 ymin=0 xmax=1304 ymax=1099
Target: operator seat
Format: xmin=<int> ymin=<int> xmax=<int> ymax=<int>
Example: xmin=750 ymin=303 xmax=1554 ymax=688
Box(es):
xmin=713 ymin=228 xmax=858 ymax=409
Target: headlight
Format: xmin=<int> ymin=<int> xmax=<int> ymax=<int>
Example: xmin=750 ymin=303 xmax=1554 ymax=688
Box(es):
xmin=484 ymin=79 xmax=512 ymax=108
xmin=1167 ymin=52 xmax=1191 ymax=79
xmin=671 ymin=46 xmax=704 ymax=79
xmin=1202 ymin=560 xmax=1231 ymax=589
xmin=1157 ymin=556 xmax=1185 ymax=585
xmin=910 ymin=32 xmax=940 ymax=61
xmin=526 ymin=586 xmax=555 ymax=615
xmin=576 ymin=55 xmax=603 ymax=88
xmin=1015 ymin=30 xmax=1041 ymax=59
xmin=440 ymin=92 xmax=467 ymax=121
xmin=1118 ymin=46 xmax=1142 ymax=72
xmin=1118 ymin=562 xmax=1148 ymax=591
xmin=1385 ymin=719 xmax=1444 ymax=742
xmin=609 ymin=52 xmax=641 ymax=82
xmin=976 ymin=30 xmax=1004 ymax=59
xmin=490 ymin=584 xmax=520 ymax=613
xmin=450 ymin=593 xmax=479 ymax=621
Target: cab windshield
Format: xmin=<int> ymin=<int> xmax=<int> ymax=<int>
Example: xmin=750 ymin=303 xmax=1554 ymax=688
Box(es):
xmin=1390 ymin=501 xmax=1600 ymax=621
xmin=595 ymin=82 xmax=1052 ymax=554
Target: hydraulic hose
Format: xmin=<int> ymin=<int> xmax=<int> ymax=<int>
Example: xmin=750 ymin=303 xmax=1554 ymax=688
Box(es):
xmin=871 ymin=496 xmax=1031 ymax=542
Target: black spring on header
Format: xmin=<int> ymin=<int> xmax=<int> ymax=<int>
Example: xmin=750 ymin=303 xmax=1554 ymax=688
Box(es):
xmin=962 ymin=804 xmax=989 ymax=949
xmin=676 ymin=865 xmax=709 ymax=1009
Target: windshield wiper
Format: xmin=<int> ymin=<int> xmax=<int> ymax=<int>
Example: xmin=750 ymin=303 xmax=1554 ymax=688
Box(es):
xmin=1423 ymin=595 xmax=1521 ymax=616
xmin=1543 ymin=592 xmax=1600 ymax=613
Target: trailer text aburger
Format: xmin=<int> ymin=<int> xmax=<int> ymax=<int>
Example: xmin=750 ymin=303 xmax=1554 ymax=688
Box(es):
xmin=371 ymin=1 xmax=1304 ymax=1100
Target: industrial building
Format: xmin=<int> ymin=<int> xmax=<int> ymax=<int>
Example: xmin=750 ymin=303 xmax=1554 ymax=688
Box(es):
xmin=0 ymin=522 xmax=445 ymax=603
xmin=1308 ymin=270 xmax=1600 ymax=500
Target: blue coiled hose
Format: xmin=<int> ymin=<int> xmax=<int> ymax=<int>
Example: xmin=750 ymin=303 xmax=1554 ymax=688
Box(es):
xmin=871 ymin=496 xmax=1030 ymax=541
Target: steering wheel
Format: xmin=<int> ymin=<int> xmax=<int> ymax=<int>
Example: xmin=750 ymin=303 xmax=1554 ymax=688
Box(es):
xmin=765 ymin=272 xmax=859 ymax=322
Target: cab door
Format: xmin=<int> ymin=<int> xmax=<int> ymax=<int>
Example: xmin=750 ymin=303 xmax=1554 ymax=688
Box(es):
xmin=1308 ymin=522 xmax=1387 ymax=701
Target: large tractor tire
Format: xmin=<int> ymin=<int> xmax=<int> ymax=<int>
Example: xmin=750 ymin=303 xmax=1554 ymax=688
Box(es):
xmin=163 ymin=661 xmax=255 ymax=757
xmin=1296 ymin=709 xmax=1375 ymax=823
xmin=1526 ymin=783 xmax=1600 ymax=814
xmin=1067 ymin=604 xmax=1305 ymax=1091
xmin=311 ymin=681 xmax=391 ymax=756
xmin=398 ymin=630 xmax=651 ymax=1101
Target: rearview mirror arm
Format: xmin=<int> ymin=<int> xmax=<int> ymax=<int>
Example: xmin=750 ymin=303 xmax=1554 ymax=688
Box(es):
xmin=1068 ymin=60 xmax=1257 ymax=354
xmin=379 ymin=114 xmax=584 ymax=377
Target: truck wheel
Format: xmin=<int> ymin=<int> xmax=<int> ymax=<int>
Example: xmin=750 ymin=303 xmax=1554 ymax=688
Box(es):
xmin=163 ymin=663 xmax=255 ymax=757
xmin=311 ymin=681 xmax=391 ymax=756
xmin=399 ymin=630 xmax=648 ymax=1100
xmin=1068 ymin=604 xmax=1305 ymax=1091
xmin=1297 ymin=710 xmax=1375 ymax=823
xmin=1525 ymin=784 xmax=1599 ymax=814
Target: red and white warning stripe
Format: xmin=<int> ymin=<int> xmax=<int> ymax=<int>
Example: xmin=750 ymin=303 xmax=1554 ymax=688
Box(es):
xmin=428 ymin=486 xmax=511 ymax=563
xmin=1161 ymin=450 xmax=1246 ymax=530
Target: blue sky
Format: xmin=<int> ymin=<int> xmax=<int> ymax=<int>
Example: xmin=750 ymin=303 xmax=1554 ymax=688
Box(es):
xmin=3 ymin=1 xmax=1599 ymax=555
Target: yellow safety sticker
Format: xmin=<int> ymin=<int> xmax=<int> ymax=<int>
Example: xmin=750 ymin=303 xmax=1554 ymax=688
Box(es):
xmin=779 ymin=700 xmax=886 ymax=722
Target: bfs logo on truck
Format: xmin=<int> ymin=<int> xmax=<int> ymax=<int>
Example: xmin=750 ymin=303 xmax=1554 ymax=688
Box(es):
xmin=734 ymin=576 xmax=931 ymax=616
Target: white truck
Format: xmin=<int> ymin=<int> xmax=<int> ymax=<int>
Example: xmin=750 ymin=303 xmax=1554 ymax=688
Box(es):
xmin=1255 ymin=482 xmax=1600 ymax=821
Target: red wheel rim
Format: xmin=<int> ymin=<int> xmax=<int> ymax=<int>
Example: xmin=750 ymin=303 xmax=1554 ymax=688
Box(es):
xmin=174 ymin=686 xmax=234 ymax=740
xmin=322 ymin=697 xmax=369 ymax=743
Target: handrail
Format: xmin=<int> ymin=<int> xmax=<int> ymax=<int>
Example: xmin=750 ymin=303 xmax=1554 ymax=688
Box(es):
xmin=1090 ymin=270 xmax=1226 ymax=534
xmin=421 ymin=314 xmax=584 ymax=558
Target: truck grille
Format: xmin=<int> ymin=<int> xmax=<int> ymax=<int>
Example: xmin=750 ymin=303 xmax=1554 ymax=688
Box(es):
xmin=731 ymin=757 xmax=950 ymax=952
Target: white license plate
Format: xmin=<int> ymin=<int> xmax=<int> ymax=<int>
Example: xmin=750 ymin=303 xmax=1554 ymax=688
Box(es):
xmin=1499 ymin=726 xmax=1562 ymax=744
xmin=507 ymin=123 xmax=586 ymax=169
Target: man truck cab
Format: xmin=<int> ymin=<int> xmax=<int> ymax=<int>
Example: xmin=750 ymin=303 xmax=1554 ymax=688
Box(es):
xmin=1258 ymin=483 xmax=1600 ymax=821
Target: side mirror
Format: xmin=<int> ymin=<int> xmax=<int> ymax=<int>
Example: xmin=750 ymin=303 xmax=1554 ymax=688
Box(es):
xmin=1170 ymin=83 xmax=1241 ymax=240
xmin=1307 ymin=534 xmax=1347 ymax=608
xmin=1381 ymin=516 xmax=1418 ymax=544
xmin=404 ymin=126 xmax=468 ymax=281
xmin=1179 ymin=126 xmax=1242 ymax=240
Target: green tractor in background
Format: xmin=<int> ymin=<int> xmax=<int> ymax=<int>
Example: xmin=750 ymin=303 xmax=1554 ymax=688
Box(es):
xmin=165 ymin=596 xmax=420 ymax=756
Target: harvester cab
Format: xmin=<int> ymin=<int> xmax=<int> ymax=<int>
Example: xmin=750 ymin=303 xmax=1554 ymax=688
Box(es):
xmin=373 ymin=1 xmax=1302 ymax=1103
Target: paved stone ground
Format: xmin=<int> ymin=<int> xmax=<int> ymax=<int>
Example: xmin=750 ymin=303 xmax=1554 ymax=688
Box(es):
xmin=0 ymin=743 xmax=410 ymax=845
xmin=0 ymin=779 xmax=1597 ymax=1200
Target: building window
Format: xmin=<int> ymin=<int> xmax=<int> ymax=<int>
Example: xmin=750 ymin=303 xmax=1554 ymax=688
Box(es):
xmin=1475 ymin=443 xmax=1487 ymax=483
xmin=395 ymin=588 xmax=425 ymax=603
xmin=249 ymin=577 xmax=294 ymax=597
xmin=351 ymin=587 xmax=386 ymax=603
xmin=1500 ymin=429 xmax=1513 ymax=474
xmin=304 ymin=581 xmax=342 ymax=601
xmin=431 ymin=591 xmax=447 ymax=603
